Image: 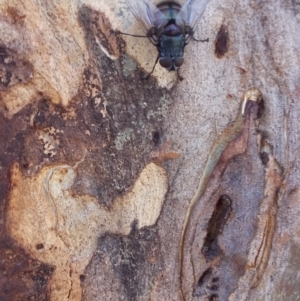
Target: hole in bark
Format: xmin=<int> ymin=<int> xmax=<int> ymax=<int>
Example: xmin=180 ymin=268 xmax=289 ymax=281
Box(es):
xmin=198 ymin=268 xmax=213 ymax=287
xmin=209 ymin=284 xmax=219 ymax=291
xmin=36 ymin=243 xmax=44 ymax=250
xmin=256 ymin=97 xmax=265 ymax=118
xmin=20 ymin=156 xmax=29 ymax=169
xmin=152 ymin=131 xmax=161 ymax=145
xmin=260 ymin=151 xmax=269 ymax=165
xmin=201 ymin=195 xmax=232 ymax=262
xmin=80 ymin=274 xmax=86 ymax=282
xmin=209 ymin=294 xmax=219 ymax=301
xmin=195 ymin=267 xmax=220 ymax=298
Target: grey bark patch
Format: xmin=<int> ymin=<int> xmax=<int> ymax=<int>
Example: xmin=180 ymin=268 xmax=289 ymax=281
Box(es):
xmin=73 ymin=6 xmax=173 ymax=205
xmin=0 ymin=44 xmax=33 ymax=91
xmin=83 ymin=225 xmax=162 ymax=301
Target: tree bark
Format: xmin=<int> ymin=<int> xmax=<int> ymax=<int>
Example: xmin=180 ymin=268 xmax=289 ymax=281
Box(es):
xmin=0 ymin=1 xmax=299 ymax=301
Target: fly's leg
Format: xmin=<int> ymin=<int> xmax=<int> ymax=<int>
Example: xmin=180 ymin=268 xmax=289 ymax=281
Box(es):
xmin=142 ymin=54 xmax=159 ymax=80
xmin=115 ymin=30 xmax=159 ymax=80
xmin=185 ymin=26 xmax=209 ymax=44
xmin=177 ymin=68 xmax=184 ymax=81
xmin=115 ymin=29 xmax=158 ymax=46
xmin=114 ymin=30 xmax=148 ymax=38
xmin=185 ymin=35 xmax=209 ymax=44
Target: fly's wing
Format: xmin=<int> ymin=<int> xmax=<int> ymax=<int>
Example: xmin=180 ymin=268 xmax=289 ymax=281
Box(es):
xmin=176 ymin=0 xmax=210 ymax=29
xmin=125 ymin=0 xmax=168 ymax=34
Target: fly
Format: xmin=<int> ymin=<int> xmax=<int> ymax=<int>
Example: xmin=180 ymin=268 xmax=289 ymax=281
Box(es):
xmin=120 ymin=0 xmax=210 ymax=80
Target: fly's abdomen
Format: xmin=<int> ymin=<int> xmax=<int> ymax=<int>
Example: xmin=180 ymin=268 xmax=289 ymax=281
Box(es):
xmin=157 ymin=2 xmax=181 ymax=22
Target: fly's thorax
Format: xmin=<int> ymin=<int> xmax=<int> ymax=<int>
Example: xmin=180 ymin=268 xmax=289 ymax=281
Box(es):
xmin=159 ymin=34 xmax=184 ymax=57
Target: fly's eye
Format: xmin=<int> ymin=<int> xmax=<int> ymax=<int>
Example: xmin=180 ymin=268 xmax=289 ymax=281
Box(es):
xmin=175 ymin=57 xmax=184 ymax=67
xmin=159 ymin=58 xmax=172 ymax=69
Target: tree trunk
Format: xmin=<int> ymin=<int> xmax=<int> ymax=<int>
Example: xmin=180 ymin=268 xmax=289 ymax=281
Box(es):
xmin=1 ymin=0 xmax=299 ymax=301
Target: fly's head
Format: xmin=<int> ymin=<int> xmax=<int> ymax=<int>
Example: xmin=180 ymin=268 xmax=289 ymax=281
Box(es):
xmin=159 ymin=56 xmax=184 ymax=71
